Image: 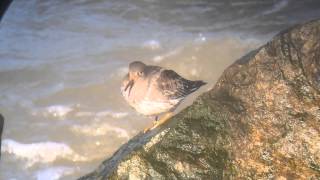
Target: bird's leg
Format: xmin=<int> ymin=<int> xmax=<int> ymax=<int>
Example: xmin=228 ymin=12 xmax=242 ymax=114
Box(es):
xmin=152 ymin=116 xmax=159 ymax=126
xmin=143 ymin=115 xmax=158 ymax=133
xmin=152 ymin=112 xmax=173 ymax=130
xmin=154 ymin=116 xmax=158 ymax=124
xmin=144 ymin=112 xmax=173 ymax=133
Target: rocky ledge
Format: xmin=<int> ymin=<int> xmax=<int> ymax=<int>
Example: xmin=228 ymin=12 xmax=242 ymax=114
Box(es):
xmin=80 ymin=20 xmax=320 ymax=179
xmin=0 ymin=114 xmax=3 ymax=158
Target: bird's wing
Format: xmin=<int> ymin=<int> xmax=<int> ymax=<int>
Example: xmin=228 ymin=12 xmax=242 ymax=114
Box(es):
xmin=156 ymin=69 xmax=205 ymax=99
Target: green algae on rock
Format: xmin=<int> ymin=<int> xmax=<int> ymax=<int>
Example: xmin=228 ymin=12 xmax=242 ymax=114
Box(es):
xmin=80 ymin=20 xmax=320 ymax=180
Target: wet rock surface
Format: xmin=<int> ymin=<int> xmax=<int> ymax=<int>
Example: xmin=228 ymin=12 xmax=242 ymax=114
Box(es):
xmin=0 ymin=114 xmax=3 ymax=158
xmin=80 ymin=20 xmax=320 ymax=179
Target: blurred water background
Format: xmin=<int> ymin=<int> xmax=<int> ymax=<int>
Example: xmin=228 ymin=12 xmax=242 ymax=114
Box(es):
xmin=0 ymin=0 xmax=320 ymax=179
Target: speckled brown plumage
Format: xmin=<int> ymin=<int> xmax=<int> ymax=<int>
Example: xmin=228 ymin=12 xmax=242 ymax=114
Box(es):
xmin=121 ymin=61 xmax=206 ymax=117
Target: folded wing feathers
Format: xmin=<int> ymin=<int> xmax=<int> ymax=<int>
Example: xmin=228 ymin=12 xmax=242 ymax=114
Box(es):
xmin=157 ymin=70 xmax=206 ymax=99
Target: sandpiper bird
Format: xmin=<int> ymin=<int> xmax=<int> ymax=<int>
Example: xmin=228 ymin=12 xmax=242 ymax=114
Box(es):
xmin=121 ymin=61 xmax=206 ymax=132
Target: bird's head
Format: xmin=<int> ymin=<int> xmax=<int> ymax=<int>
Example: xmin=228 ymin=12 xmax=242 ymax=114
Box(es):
xmin=124 ymin=61 xmax=146 ymax=95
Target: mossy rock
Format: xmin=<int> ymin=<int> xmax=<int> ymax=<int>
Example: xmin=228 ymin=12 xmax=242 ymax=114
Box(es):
xmin=80 ymin=20 xmax=320 ymax=180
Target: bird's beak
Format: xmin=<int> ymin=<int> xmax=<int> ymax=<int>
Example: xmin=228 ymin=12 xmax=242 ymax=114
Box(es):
xmin=124 ymin=80 xmax=134 ymax=96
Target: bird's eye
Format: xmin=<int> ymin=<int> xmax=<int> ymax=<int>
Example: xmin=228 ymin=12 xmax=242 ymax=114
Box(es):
xmin=137 ymin=71 xmax=143 ymax=76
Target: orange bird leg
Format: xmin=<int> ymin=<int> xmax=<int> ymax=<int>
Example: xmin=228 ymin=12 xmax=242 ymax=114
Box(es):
xmin=144 ymin=112 xmax=173 ymax=133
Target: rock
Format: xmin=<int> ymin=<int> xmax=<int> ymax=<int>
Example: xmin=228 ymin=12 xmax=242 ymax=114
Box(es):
xmin=80 ymin=20 xmax=320 ymax=179
xmin=0 ymin=0 xmax=13 ymax=22
xmin=0 ymin=114 xmax=4 ymax=159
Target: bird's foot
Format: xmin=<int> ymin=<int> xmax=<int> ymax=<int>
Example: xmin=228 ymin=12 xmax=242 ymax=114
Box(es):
xmin=143 ymin=121 xmax=157 ymax=133
xmin=143 ymin=112 xmax=173 ymax=133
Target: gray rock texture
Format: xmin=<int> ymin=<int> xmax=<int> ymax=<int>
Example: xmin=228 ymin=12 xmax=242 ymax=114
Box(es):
xmin=0 ymin=114 xmax=3 ymax=159
xmin=80 ymin=20 xmax=320 ymax=179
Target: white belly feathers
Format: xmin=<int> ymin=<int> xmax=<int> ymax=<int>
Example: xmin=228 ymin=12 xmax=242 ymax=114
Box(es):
xmin=134 ymin=99 xmax=180 ymax=116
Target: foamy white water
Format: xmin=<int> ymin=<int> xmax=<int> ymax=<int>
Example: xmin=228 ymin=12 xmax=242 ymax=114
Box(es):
xmin=1 ymin=0 xmax=319 ymax=179
xmin=2 ymin=139 xmax=86 ymax=167
xmin=36 ymin=167 xmax=77 ymax=180
xmin=31 ymin=105 xmax=74 ymax=118
xmin=262 ymin=0 xmax=289 ymax=15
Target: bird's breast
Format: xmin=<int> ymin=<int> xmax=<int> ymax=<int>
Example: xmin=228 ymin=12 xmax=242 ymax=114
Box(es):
xmin=133 ymin=99 xmax=180 ymax=116
xmin=121 ymin=79 xmax=148 ymax=105
xmin=121 ymin=79 xmax=181 ymax=115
